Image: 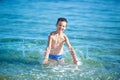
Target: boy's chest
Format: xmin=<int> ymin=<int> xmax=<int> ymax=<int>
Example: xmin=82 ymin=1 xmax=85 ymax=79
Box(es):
xmin=52 ymin=35 xmax=65 ymax=43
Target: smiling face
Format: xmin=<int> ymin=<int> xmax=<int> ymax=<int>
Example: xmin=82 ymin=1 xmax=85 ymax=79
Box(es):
xmin=56 ymin=21 xmax=67 ymax=32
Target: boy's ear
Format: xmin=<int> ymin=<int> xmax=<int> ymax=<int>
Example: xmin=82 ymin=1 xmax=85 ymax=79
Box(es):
xmin=64 ymin=25 xmax=67 ymax=29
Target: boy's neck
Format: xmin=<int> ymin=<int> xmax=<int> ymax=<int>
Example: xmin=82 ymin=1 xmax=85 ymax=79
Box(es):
xmin=56 ymin=30 xmax=63 ymax=36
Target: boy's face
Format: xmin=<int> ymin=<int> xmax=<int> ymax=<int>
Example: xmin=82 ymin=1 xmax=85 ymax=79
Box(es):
xmin=56 ymin=21 xmax=67 ymax=32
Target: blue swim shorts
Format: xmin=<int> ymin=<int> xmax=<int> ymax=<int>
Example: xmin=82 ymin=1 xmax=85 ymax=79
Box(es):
xmin=49 ymin=54 xmax=64 ymax=61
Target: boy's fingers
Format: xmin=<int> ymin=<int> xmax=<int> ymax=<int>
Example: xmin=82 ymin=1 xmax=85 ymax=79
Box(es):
xmin=42 ymin=61 xmax=48 ymax=65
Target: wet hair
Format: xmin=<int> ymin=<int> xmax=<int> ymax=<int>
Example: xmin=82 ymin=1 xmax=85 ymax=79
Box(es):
xmin=56 ymin=17 xmax=67 ymax=24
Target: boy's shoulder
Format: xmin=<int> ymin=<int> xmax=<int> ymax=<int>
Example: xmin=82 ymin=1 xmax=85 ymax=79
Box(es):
xmin=49 ymin=31 xmax=57 ymax=38
xmin=49 ymin=31 xmax=56 ymax=36
xmin=49 ymin=31 xmax=67 ymax=37
xmin=62 ymin=33 xmax=67 ymax=37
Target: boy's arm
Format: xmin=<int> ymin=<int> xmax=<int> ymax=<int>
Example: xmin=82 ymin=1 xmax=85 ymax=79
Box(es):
xmin=64 ymin=35 xmax=79 ymax=64
xmin=42 ymin=34 xmax=52 ymax=64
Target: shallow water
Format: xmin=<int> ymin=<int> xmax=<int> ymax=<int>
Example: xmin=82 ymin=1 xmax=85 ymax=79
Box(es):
xmin=0 ymin=0 xmax=120 ymax=80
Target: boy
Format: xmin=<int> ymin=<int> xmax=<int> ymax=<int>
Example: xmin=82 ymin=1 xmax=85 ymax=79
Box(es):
xmin=42 ymin=17 xmax=79 ymax=65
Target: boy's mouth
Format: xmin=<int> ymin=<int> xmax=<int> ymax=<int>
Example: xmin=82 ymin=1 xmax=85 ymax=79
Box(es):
xmin=59 ymin=28 xmax=64 ymax=31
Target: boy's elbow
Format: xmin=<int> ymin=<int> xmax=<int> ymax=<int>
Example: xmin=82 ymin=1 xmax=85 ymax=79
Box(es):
xmin=46 ymin=47 xmax=51 ymax=52
xmin=47 ymin=46 xmax=51 ymax=50
xmin=69 ymin=46 xmax=74 ymax=51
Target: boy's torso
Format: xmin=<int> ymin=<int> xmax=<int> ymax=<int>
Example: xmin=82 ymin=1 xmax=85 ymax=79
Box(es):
xmin=50 ymin=31 xmax=66 ymax=55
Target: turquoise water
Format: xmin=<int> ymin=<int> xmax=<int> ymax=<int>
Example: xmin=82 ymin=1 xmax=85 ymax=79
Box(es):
xmin=0 ymin=0 xmax=120 ymax=80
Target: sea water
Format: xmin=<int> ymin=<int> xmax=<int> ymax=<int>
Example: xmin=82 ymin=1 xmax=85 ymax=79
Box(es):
xmin=0 ymin=0 xmax=120 ymax=80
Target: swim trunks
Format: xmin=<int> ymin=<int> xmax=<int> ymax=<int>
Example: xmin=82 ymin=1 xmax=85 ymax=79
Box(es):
xmin=49 ymin=54 xmax=64 ymax=61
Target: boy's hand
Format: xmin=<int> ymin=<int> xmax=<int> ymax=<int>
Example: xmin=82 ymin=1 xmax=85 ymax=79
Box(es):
xmin=74 ymin=60 xmax=80 ymax=65
xmin=42 ymin=59 xmax=48 ymax=65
